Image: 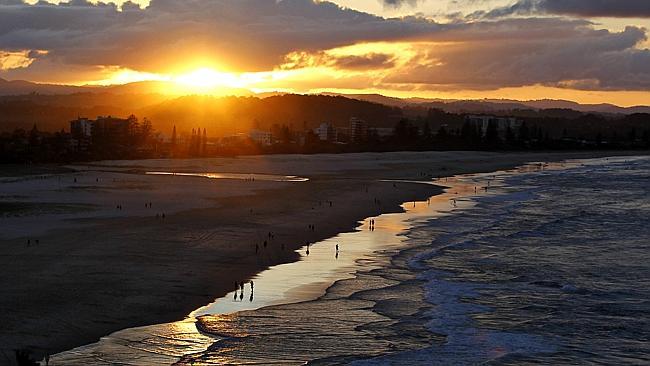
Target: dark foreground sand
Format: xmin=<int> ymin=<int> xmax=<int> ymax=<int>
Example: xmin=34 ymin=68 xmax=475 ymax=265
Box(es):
xmin=0 ymin=151 xmax=642 ymax=363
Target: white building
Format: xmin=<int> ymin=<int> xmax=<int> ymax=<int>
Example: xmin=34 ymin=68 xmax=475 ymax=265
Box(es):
xmin=249 ymin=129 xmax=272 ymax=146
xmin=349 ymin=117 xmax=368 ymax=143
xmin=314 ymin=123 xmax=337 ymax=142
xmin=70 ymin=118 xmax=93 ymax=138
xmin=466 ymin=115 xmax=521 ymax=137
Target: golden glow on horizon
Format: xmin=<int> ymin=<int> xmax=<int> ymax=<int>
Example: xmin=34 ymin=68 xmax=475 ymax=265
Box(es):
xmin=57 ymin=38 xmax=650 ymax=107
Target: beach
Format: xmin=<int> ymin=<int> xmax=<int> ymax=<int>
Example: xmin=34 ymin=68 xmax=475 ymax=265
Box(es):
xmin=0 ymin=151 xmax=643 ymax=362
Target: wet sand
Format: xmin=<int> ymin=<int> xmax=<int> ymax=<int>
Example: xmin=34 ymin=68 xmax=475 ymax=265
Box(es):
xmin=0 ymin=151 xmax=641 ymax=362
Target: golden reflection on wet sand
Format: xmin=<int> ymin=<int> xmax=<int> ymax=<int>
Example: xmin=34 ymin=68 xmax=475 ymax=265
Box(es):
xmin=52 ymin=162 xmax=558 ymax=365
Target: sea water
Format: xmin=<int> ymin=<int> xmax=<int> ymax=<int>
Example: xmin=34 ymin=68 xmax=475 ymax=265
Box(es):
xmin=54 ymin=156 xmax=650 ymax=365
xmin=178 ymin=156 xmax=650 ymax=365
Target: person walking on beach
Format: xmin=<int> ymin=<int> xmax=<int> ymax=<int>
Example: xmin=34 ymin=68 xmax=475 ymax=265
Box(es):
xmin=239 ymin=291 xmax=244 ymax=301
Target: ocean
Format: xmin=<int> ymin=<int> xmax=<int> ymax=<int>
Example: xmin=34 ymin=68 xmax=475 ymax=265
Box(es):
xmin=54 ymin=156 xmax=650 ymax=365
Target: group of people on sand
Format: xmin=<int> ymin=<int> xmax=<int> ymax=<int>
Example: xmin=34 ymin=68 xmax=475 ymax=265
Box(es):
xmin=255 ymin=232 xmax=278 ymax=254
xmin=233 ymin=281 xmax=254 ymax=302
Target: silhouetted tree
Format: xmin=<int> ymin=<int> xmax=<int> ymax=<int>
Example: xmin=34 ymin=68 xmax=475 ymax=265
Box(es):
xmin=422 ymin=121 xmax=432 ymax=141
xmin=518 ymin=121 xmax=529 ymax=142
xmin=485 ymin=120 xmax=499 ymax=147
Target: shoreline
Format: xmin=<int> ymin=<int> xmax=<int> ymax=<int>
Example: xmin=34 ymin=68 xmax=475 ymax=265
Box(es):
xmin=55 ymin=168 xmax=482 ymax=364
xmin=1 ymin=151 xmax=647 ymax=363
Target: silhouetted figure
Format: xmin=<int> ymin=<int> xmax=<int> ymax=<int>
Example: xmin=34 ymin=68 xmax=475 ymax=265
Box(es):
xmin=162 ymin=213 xmax=165 ymax=219
xmin=239 ymin=291 xmax=243 ymax=301
xmin=306 ymin=244 xmax=310 ymax=256
xmin=255 ymin=243 xmax=259 ymax=254
xmin=74 ymin=178 xmax=77 ymax=183
xmin=250 ymin=281 xmax=254 ymax=290
xmin=35 ymin=239 xmax=39 ymax=245
xmin=234 ymin=290 xmax=238 ymax=301
xmin=250 ymin=292 xmax=254 ymax=302
xmin=45 ymin=354 xmax=50 ymax=366
xmin=263 ymin=240 xmax=267 ymax=248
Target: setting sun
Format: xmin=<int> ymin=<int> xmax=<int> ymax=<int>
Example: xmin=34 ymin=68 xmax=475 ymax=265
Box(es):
xmin=175 ymin=68 xmax=243 ymax=90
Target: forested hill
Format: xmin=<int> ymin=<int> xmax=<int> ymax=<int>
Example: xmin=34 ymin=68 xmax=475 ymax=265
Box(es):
xmin=0 ymin=93 xmax=402 ymax=134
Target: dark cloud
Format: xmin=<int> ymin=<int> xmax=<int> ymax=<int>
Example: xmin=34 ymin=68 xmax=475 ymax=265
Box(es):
xmin=477 ymin=0 xmax=650 ymax=19
xmin=333 ymin=53 xmax=395 ymax=69
xmin=0 ymin=0 xmax=648 ymax=91
xmin=386 ymin=19 xmax=650 ymax=90
xmin=0 ymin=0 xmax=439 ymax=73
xmin=382 ymin=0 xmax=420 ymax=8
xmin=283 ymin=51 xmax=396 ymax=70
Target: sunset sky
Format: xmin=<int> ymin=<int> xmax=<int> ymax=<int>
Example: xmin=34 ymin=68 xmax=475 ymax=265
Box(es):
xmin=1 ymin=0 xmax=649 ymax=105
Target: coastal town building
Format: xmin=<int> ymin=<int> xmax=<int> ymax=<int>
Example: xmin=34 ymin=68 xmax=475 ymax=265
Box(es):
xmin=314 ymin=122 xmax=337 ymax=142
xmin=249 ymin=129 xmax=272 ymax=146
xmin=70 ymin=118 xmax=93 ymax=138
xmin=349 ymin=117 xmax=368 ymax=143
xmin=465 ymin=115 xmax=521 ymax=137
xmin=70 ymin=115 xmax=136 ymax=140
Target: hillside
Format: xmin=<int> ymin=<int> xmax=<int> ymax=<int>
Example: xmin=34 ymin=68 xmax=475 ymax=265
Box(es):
xmin=0 ymin=93 xmax=402 ymax=135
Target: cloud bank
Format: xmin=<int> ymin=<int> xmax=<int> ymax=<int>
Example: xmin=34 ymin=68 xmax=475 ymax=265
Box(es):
xmin=0 ymin=0 xmax=648 ymax=92
xmin=478 ymin=0 xmax=650 ymax=19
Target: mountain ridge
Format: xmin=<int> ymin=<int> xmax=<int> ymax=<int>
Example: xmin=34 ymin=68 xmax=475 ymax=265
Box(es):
xmin=0 ymin=78 xmax=648 ymax=116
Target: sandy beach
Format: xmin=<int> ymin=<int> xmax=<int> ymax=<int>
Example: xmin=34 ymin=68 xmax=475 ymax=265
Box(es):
xmin=0 ymin=151 xmax=642 ymax=362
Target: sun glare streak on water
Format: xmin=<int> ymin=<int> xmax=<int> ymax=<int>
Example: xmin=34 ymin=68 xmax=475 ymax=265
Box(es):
xmin=145 ymin=171 xmax=309 ymax=182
